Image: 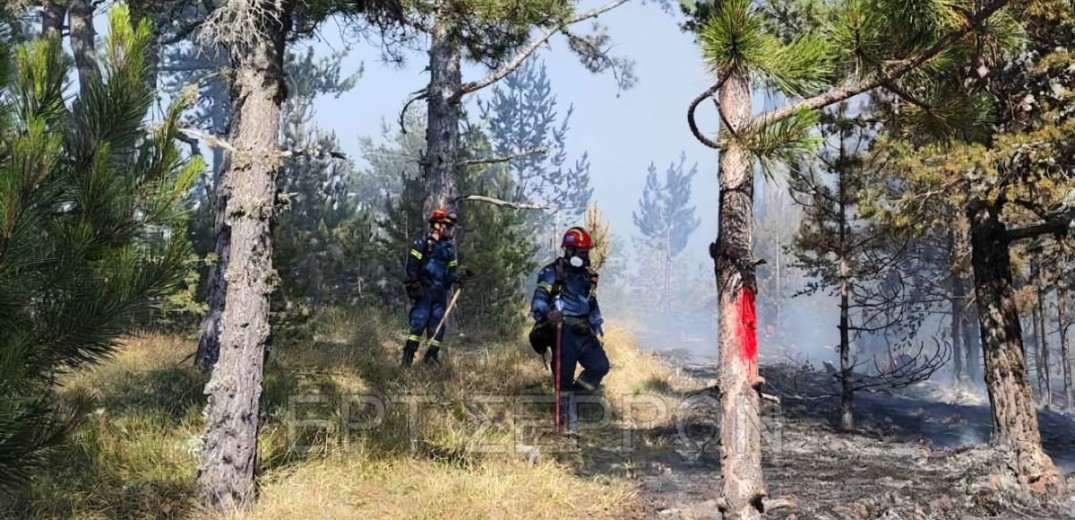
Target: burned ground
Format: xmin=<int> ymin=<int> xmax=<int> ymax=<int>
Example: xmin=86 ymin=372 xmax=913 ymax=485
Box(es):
xmin=563 ymin=359 xmax=1075 ymax=520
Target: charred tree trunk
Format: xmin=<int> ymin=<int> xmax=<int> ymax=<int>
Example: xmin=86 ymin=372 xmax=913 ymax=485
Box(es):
xmin=67 ymin=0 xmax=96 ymax=97
xmin=713 ymin=65 xmax=765 ymax=520
xmin=422 ymin=15 xmax=462 ymax=218
xmin=40 ymin=0 xmax=66 ymax=37
xmin=965 ymin=304 xmax=982 ymax=382
xmin=1037 ymin=287 xmax=1052 ymax=408
xmin=837 ymin=137 xmax=853 ymax=432
xmin=195 ymin=3 xmax=292 ymax=510
xmin=949 ymin=234 xmax=966 ymax=381
xmin=967 ymin=199 xmax=1057 ymax=490
xmin=839 ymin=258 xmax=853 ymax=431
xmin=1059 ymin=286 xmax=1073 ymax=410
xmin=951 ymin=285 xmax=965 ymax=381
xmin=1031 ymin=306 xmax=1043 ymax=396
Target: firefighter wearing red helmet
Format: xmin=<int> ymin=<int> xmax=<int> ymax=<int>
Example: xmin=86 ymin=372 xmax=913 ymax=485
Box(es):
xmin=401 ymin=207 xmax=469 ymax=367
xmin=529 ymin=226 xmax=609 ymax=434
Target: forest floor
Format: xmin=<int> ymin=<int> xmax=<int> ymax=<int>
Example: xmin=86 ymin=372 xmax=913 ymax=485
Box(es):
xmin=6 ymin=310 xmax=1075 ymax=520
xmin=610 ymin=346 xmax=1075 ymax=520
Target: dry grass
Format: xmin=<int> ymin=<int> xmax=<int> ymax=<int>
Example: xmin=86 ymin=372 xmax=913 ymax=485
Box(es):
xmin=210 ymin=455 xmax=639 ymax=520
xmin=599 ymin=324 xmax=699 ymax=399
xmin=2 ymin=308 xmax=699 ymax=520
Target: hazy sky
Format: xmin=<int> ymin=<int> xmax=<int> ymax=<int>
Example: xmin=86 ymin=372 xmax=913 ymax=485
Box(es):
xmin=308 ymin=1 xmax=739 ymax=265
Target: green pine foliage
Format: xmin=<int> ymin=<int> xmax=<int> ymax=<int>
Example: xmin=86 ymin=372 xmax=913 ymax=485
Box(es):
xmin=0 ymin=6 xmax=200 ymax=493
xmin=454 ymin=123 xmax=538 ymax=337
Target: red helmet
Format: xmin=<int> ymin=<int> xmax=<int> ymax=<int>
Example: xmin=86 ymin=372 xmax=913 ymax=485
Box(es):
xmin=561 ymin=226 xmax=593 ymax=249
xmin=429 ymin=208 xmax=457 ymax=225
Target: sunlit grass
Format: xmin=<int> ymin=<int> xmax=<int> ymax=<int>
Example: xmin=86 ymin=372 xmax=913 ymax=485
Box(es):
xmin=2 ymin=307 xmax=700 ymax=519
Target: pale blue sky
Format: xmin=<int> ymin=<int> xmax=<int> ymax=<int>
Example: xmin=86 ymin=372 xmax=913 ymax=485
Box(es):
xmin=309 ymin=1 xmax=727 ymax=264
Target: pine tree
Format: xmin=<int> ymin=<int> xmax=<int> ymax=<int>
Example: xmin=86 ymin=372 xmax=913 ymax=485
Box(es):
xmin=476 ymin=57 xmax=594 ymax=217
xmin=0 ymin=6 xmax=199 ymax=493
xmin=272 ymin=47 xmax=361 ymax=338
xmin=864 ymin=1 xmax=1075 ymax=489
xmin=631 ymin=152 xmax=700 ymax=311
xmin=680 ymin=0 xmax=1016 ymax=515
xmin=402 ymin=0 xmax=638 ymax=220
xmin=476 ymin=56 xmax=594 ymax=261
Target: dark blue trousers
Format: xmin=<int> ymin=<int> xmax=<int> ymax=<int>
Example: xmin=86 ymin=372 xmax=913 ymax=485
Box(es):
xmin=550 ymin=319 xmax=609 ymax=393
xmin=407 ymin=286 xmax=448 ymax=345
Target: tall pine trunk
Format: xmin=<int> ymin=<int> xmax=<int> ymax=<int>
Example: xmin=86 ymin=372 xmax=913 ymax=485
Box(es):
xmin=965 ymin=304 xmax=982 ymax=382
xmin=422 ymin=15 xmax=462 ymax=217
xmin=1059 ymin=286 xmax=1072 ymax=410
xmin=40 ymin=1 xmax=65 ymax=36
xmin=1031 ymin=306 xmax=1043 ymax=396
xmin=951 ymin=282 xmax=965 ymax=381
xmin=195 ymin=191 xmax=231 ymax=370
xmin=839 ymin=257 xmax=852 ymax=431
xmin=195 ymin=3 xmax=292 ymax=510
xmin=68 ymin=0 xmax=96 ymax=97
xmin=837 ymin=151 xmax=852 ymax=431
xmin=949 ymin=232 xmax=966 ymax=381
xmin=1037 ymin=288 xmax=1052 ymax=408
xmin=967 ymin=200 xmax=1057 ymax=490
xmin=714 ymin=65 xmax=765 ymax=520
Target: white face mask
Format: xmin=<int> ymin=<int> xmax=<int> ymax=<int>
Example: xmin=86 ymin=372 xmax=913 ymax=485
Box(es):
xmin=569 ymin=256 xmax=584 ymax=268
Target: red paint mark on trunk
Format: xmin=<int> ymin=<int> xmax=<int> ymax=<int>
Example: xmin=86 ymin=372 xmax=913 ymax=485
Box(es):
xmin=737 ymin=287 xmax=758 ymax=363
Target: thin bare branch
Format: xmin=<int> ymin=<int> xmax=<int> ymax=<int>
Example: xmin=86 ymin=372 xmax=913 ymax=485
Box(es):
xmin=451 ymin=195 xmax=550 ymax=210
xmin=450 ymin=0 xmax=632 ymax=101
xmin=179 ymin=128 xmax=235 ymax=153
xmin=457 ymin=148 xmax=547 ymax=167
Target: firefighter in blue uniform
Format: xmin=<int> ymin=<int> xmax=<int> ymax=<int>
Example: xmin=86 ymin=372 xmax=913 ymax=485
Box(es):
xmin=530 ymin=226 xmax=610 ymax=432
xmin=402 ymin=208 xmax=465 ymax=367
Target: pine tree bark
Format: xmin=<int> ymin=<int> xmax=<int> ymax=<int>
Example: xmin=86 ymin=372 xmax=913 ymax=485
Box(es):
xmin=714 ymin=65 xmax=765 ymax=520
xmin=422 ymin=14 xmax=462 ymax=218
xmin=967 ymin=199 xmax=1057 ymax=491
xmin=40 ymin=0 xmax=66 ymax=37
xmin=195 ymin=192 xmax=231 ymax=371
xmin=68 ymin=0 xmax=96 ymax=97
xmin=195 ymin=2 xmax=292 ymax=510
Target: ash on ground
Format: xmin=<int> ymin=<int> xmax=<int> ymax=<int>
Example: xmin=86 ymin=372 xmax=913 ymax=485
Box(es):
xmin=620 ymin=361 xmax=1075 ymax=520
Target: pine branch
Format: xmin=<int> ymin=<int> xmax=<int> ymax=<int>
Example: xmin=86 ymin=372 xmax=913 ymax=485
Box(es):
xmin=178 ymin=128 xmax=346 ymax=160
xmin=176 ymin=132 xmax=202 ymax=157
xmin=450 ymin=0 xmax=632 ymax=102
xmin=178 ymin=127 xmax=235 ymax=153
xmin=1005 ymin=212 xmax=1075 ymax=242
xmin=752 ymin=0 xmax=1011 ymax=130
xmin=451 ymin=195 xmax=550 ymax=210
xmin=457 ymin=148 xmax=547 ymax=167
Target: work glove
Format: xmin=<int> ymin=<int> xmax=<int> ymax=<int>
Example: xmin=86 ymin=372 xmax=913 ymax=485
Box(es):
xmin=457 ymin=267 xmax=476 ymax=287
xmin=405 ymin=280 xmax=422 ymax=300
xmin=546 ymin=309 xmax=563 ymax=325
